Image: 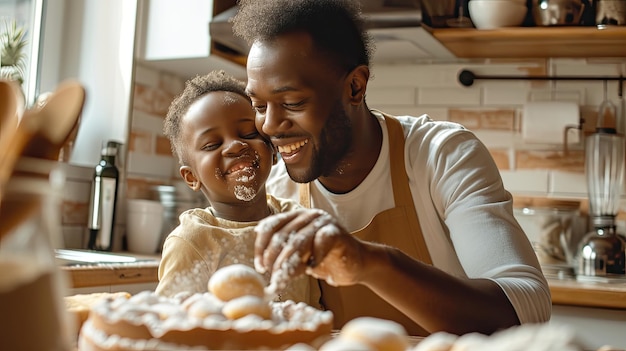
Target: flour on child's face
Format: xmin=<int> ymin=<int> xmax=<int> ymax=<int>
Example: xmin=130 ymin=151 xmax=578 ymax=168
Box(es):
xmin=231 ymin=151 xmax=261 ymax=201
xmin=214 ymin=150 xmax=262 ymax=202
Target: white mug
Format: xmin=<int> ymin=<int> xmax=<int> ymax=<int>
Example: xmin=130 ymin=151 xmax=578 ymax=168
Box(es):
xmin=126 ymin=199 xmax=164 ymax=254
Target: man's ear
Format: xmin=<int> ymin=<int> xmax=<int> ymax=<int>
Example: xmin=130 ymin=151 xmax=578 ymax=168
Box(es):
xmin=180 ymin=166 xmax=201 ymax=191
xmin=347 ymin=65 xmax=369 ymax=105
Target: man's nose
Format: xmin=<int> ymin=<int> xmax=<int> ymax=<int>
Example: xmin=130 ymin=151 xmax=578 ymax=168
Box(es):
xmin=259 ymin=105 xmax=291 ymax=136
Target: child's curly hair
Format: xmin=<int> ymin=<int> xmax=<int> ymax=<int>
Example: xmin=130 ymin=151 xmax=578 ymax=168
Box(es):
xmin=164 ymin=70 xmax=250 ymax=165
xmin=232 ymin=0 xmax=374 ymax=74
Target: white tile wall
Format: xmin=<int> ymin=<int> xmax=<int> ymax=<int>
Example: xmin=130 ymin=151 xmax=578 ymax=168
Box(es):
xmin=483 ymin=82 xmax=532 ymax=106
xmin=417 ymin=87 xmax=481 ymax=106
xmin=134 ymin=64 xmax=161 ymax=87
xmin=131 ymin=110 xmax=166 ymax=133
xmin=127 ymin=153 xmax=176 ymax=179
xmin=549 ymin=171 xmax=587 ymax=198
xmin=500 ymin=170 xmax=550 ymax=195
xmin=366 ymin=87 xmax=416 ymax=106
xmin=365 ymin=58 xmax=626 ymax=201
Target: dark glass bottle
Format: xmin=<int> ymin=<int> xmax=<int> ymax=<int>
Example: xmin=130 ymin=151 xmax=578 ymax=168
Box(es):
xmin=87 ymin=141 xmax=121 ymax=251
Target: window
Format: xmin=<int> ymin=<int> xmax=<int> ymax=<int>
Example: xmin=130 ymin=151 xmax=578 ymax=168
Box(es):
xmin=0 ymin=0 xmax=44 ymax=106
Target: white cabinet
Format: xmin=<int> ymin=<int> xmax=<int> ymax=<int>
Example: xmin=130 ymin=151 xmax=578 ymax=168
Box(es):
xmin=136 ymin=0 xmax=212 ymax=61
xmin=550 ymin=305 xmax=626 ymax=349
xmin=135 ymin=0 xmax=246 ymax=80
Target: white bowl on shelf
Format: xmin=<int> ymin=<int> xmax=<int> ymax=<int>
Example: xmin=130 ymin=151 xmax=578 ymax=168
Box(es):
xmin=469 ymin=0 xmax=528 ymax=29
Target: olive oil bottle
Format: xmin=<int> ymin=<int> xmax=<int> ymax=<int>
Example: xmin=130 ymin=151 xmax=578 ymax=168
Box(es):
xmin=87 ymin=141 xmax=121 ymax=251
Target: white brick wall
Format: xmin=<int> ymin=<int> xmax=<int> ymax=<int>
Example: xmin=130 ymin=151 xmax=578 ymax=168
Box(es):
xmin=367 ymin=58 xmax=626 ymax=200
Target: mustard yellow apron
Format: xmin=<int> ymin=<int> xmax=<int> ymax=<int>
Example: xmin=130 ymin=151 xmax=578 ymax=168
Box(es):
xmin=299 ymin=113 xmax=432 ymax=336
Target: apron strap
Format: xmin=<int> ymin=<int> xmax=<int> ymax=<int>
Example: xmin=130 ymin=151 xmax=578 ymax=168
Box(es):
xmin=382 ymin=112 xmax=432 ymax=265
xmin=297 ymin=111 xmax=431 ymax=265
xmin=298 ymin=183 xmax=311 ymax=209
xmin=384 ymin=113 xmax=413 ymax=209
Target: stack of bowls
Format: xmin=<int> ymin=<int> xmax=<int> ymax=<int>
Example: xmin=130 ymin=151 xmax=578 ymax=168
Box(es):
xmin=152 ymin=181 xmax=208 ymax=251
xmin=469 ymin=0 xmax=529 ymax=29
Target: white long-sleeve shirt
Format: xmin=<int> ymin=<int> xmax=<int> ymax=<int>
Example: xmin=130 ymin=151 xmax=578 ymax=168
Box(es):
xmin=265 ymin=111 xmax=552 ymax=324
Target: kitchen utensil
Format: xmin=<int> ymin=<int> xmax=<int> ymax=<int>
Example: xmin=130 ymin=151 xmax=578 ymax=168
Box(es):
xmin=20 ymin=80 xmax=86 ymax=160
xmin=152 ymin=182 xmax=208 ymax=251
xmin=0 ymin=80 xmax=23 ymax=182
xmin=514 ymin=202 xmax=587 ymax=278
xmin=469 ymin=0 xmax=528 ymax=29
xmin=596 ymin=0 xmax=626 ymax=26
xmin=576 ymin=106 xmax=626 ymax=277
xmin=421 ymin=0 xmax=457 ymax=27
xmin=0 ymin=80 xmax=18 ymax=144
xmin=0 ymin=80 xmax=84 ymax=189
xmin=532 ymin=0 xmax=586 ymax=26
xmin=446 ymin=4 xmax=473 ymax=28
xmin=0 ymin=80 xmax=86 ymax=241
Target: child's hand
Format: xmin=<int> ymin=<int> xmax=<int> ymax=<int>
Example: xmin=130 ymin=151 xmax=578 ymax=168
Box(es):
xmin=254 ymin=209 xmax=367 ymax=290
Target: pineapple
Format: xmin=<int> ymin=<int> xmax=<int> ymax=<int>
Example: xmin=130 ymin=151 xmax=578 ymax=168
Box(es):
xmin=1 ymin=19 xmax=27 ymax=85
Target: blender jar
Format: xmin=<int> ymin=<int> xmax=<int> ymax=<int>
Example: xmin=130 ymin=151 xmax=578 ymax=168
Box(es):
xmin=578 ymin=130 xmax=626 ymax=276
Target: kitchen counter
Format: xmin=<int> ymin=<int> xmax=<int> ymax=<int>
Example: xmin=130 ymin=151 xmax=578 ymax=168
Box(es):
xmin=548 ymin=277 xmax=626 ymax=310
xmin=59 ymin=256 xmax=626 ymax=310
xmin=58 ymin=251 xmax=160 ymax=289
xmin=61 ymin=260 xmax=159 ymax=288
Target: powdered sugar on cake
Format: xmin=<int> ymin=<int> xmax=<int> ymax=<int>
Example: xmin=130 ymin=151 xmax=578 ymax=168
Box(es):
xmin=79 ymin=290 xmax=333 ymax=350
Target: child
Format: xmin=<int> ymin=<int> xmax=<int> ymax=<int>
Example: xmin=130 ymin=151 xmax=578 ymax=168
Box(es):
xmin=156 ymin=70 xmax=319 ymax=307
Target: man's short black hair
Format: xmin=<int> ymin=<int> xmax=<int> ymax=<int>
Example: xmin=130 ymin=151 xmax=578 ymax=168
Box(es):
xmin=232 ymin=0 xmax=374 ymax=74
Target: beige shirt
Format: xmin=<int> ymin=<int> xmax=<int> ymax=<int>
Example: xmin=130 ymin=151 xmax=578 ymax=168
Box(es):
xmin=156 ymin=195 xmax=321 ymax=308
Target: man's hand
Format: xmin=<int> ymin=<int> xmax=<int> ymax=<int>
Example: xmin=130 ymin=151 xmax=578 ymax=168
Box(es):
xmin=254 ymin=208 xmax=366 ymax=291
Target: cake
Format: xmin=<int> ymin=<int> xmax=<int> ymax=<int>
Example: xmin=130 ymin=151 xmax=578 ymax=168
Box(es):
xmin=78 ymin=264 xmax=333 ymax=350
xmin=65 ymin=292 xmax=131 ymax=337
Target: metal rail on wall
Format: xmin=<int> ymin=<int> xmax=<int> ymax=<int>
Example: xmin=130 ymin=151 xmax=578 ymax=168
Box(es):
xmin=458 ymin=69 xmax=626 ymax=157
xmin=458 ymin=69 xmax=624 ymax=97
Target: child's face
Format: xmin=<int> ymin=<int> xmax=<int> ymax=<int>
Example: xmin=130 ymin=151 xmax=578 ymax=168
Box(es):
xmin=179 ymin=91 xmax=273 ymax=204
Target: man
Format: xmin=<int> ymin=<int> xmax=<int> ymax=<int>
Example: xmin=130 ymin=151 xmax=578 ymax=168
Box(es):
xmin=233 ymin=0 xmax=551 ymax=336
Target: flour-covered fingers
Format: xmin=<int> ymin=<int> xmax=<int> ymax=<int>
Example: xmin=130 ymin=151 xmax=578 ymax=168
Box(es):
xmin=254 ymin=211 xmax=301 ymax=273
xmin=305 ymin=217 xmax=363 ymax=286
xmin=266 ymin=213 xmax=334 ymax=294
xmin=254 ymin=209 xmax=327 ymax=273
xmin=270 ymin=211 xmax=337 ymax=280
xmin=271 ymin=222 xmax=317 ymax=278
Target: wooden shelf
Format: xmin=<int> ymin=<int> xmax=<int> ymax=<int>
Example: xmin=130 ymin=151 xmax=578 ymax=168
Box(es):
xmin=429 ymin=26 xmax=626 ymax=59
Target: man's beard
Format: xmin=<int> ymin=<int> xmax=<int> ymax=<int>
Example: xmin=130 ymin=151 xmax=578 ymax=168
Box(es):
xmin=286 ymin=101 xmax=352 ymax=184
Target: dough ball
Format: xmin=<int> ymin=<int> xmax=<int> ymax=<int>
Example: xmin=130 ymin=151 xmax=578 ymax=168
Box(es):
xmin=449 ymin=332 xmax=488 ymax=351
xmin=286 ymin=342 xmax=319 ymax=351
xmin=320 ymin=336 xmax=375 ymax=351
xmin=187 ymin=294 xmax=224 ymax=319
xmin=413 ymin=331 xmax=458 ymax=351
xmin=222 ymin=295 xmax=272 ymax=320
xmin=208 ymin=264 xmax=266 ymax=302
xmin=340 ymin=317 xmax=409 ymax=351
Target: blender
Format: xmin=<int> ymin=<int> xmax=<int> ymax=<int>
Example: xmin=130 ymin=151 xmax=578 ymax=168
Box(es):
xmin=577 ymin=97 xmax=626 ymax=278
